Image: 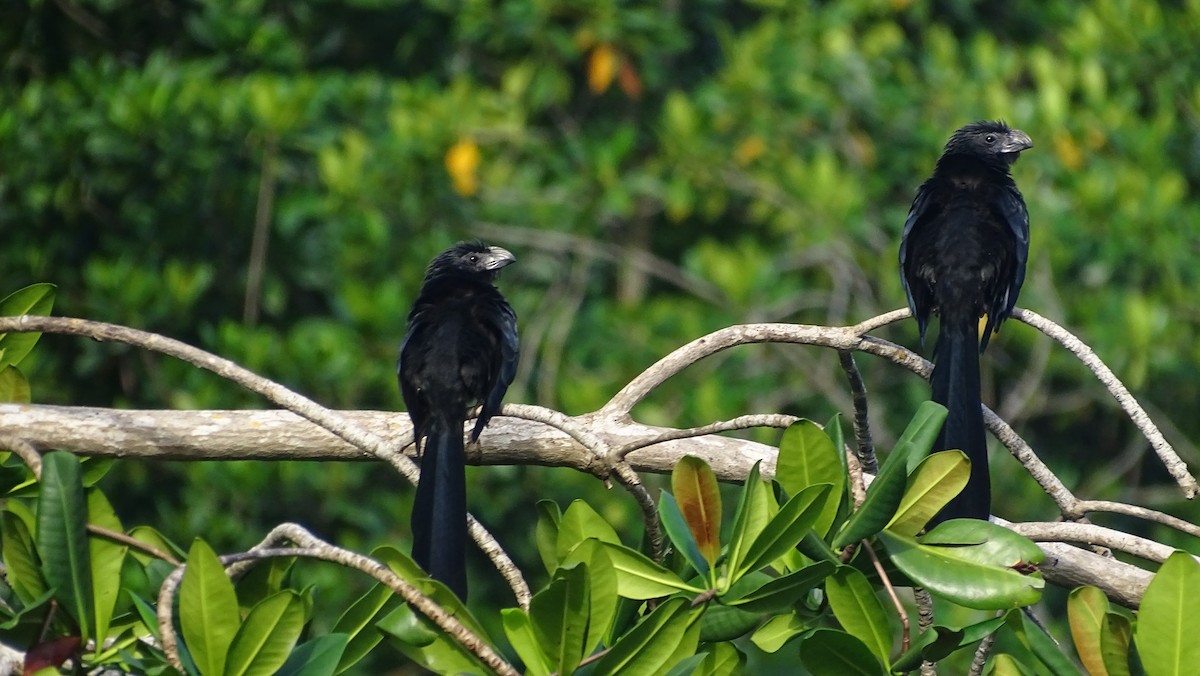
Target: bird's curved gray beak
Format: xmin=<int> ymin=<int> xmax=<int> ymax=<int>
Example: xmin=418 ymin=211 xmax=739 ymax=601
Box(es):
xmin=1002 ymin=129 xmax=1034 ymax=154
xmin=483 ymin=246 xmax=516 ymax=270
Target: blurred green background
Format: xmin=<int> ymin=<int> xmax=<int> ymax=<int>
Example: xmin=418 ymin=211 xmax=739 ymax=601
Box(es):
xmin=3 ymin=0 xmax=1199 ymax=639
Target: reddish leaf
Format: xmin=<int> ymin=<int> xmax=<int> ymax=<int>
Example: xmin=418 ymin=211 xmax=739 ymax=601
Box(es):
xmin=618 ymin=59 xmax=643 ymax=99
xmin=24 ymin=635 xmax=81 ymax=674
xmin=671 ymin=456 xmax=722 ymax=567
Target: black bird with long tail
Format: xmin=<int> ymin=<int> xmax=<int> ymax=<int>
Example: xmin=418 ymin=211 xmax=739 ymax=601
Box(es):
xmin=399 ymin=242 xmax=519 ymax=599
xmin=899 ymin=121 xmax=1032 ymax=522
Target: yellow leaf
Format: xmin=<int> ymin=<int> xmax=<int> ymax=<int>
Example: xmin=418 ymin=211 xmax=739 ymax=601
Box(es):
xmin=734 ymin=136 xmax=767 ymax=166
xmin=1054 ymin=132 xmax=1084 ymax=171
xmin=588 ymin=44 xmax=617 ymax=94
xmin=444 ymin=138 xmax=481 ymax=197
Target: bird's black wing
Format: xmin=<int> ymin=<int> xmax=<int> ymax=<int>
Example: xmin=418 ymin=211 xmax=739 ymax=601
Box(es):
xmin=398 ymin=311 xmax=433 ymax=451
xmin=899 ymin=180 xmax=942 ymax=345
xmin=980 ymin=183 xmax=1030 ymax=348
xmin=471 ymin=297 xmax=518 ymax=442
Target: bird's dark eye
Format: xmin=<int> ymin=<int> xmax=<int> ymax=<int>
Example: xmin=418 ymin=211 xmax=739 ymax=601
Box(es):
xmin=468 ymin=255 xmax=479 ymax=263
xmin=985 ymin=134 xmax=996 ymax=144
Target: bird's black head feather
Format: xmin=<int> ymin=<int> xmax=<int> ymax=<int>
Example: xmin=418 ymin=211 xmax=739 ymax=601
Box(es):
xmin=941 ymin=120 xmax=1033 ymax=167
xmin=426 ymin=241 xmax=516 ymax=282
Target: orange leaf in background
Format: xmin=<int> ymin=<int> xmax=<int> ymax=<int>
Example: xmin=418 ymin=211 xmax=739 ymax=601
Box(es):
xmin=672 ymin=455 xmax=722 ymax=568
xmin=588 ymin=43 xmax=618 ymax=94
xmin=1054 ymin=132 xmax=1083 ymax=171
xmin=618 ymin=58 xmax=643 ymax=99
xmin=734 ymin=135 xmax=767 ymax=166
xmin=444 ymin=138 xmax=481 ymax=197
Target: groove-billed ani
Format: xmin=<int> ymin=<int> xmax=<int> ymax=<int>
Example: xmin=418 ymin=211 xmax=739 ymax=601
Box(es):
xmin=398 ymin=242 xmax=518 ymax=599
xmin=899 ymin=121 xmax=1032 ymax=522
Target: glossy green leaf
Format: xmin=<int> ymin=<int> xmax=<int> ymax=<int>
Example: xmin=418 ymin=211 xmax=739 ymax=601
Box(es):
xmin=663 ymin=653 xmax=708 ymax=676
xmin=696 ymin=641 xmax=744 ymax=675
xmin=560 ymin=538 xmax=618 ymax=652
xmin=886 ymin=451 xmax=969 ymax=536
xmin=776 ymin=419 xmax=844 ymax=537
xmin=87 ymin=488 xmax=126 ymax=647
xmin=832 ymin=406 xmax=942 ymax=549
xmin=558 ymin=499 xmax=621 ymax=561
xmin=1135 ymin=550 xmax=1200 ymax=676
xmin=1 ymin=508 xmax=46 ymax=604
xmin=501 ymin=608 xmax=552 ymax=676
xmin=0 ymin=365 xmax=30 ymax=403
xmin=1021 ymin=608 xmax=1078 ymax=676
xmin=0 ymin=283 xmax=56 ymax=369
xmin=798 ymin=628 xmax=886 ymax=675
xmin=672 ymin=455 xmax=722 ymax=569
xmin=600 ymin=541 xmax=703 ymax=598
xmin=37 ymin=451 xmax=93 ymax=642
xmin=660 ymin=604 xmax=704 ymax=675
xmin=536 ymin=499 xmax=562 ymax=574
xmin=127 ymin=525 xmax=186 ymax=565
xmin=226 ymin=591 xmax=304 ymax=676
xmin=1068 ymin=585 xmax=1110 ymax=676
xmin=878 ymin=524 xmax=1044 ymax=610
xmin=698 ymin=602 xmax=761 ymax=643
xmin=275 ymin=633 xmax=350 ymax=676
xmin=659 ymin=490 xmax=710 ymax=578
xmin=331 ymin=581 xmax=391 ymax=672
xmin=827 ymin=566 xmax=893 ymax=664
xmin=376 ymin=604 xmax=482 ymax=675
xmin=737 ymin=483 xmax=830 ymax=576
xmin=529 ymin=562 xmax=589 ymax=676
xmin=895 ymin=401 xmax=949 ymax=473
xmin=724 ymin=462 xmax=772 ymax=585
xmin=179 ymin=538 xmax=240 ymax=676
xmin=726 ymin=560 xmax=834 ymax=613
xmin=593 ymin=597 xmax=698 ymax=675
xmin=751 ymin=612 xmax=815 ymax=653
xmin=1101 ymin=612 xmax=1132 ymax=676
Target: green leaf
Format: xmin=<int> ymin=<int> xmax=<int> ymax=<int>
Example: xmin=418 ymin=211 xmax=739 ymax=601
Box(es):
xmin=1068 ymin=585 xmax=1110 ymax=676
xmin=992 ymin=652 xmax=1039 ymax=676
xmin=529 ymin=562 xmax=590 ymax=676
xmin=0 ymin=365 xmax=30 ymax=403
xmin=737 ymin=483 xmax=830 ymax=577
xmin=558 ymin=500 xmax=621 ymax=562
xmin=697 ymin=602 xmax=762 ymax=643
xmin=226 ymin=591 xmax=305 ymax=676
xmin=776 ymin=420 xmax=845 ymax=537
xmin=878 ymin=523 xmax=1044 ymax=610
xmin=179 ymin=538 xmax=240 ymax=676
xmin=376 ymin=604 xmax=483 ymax=675
xmin=275 ymin=634 xmax=350 ymax=676
xmin=671 ymin=456 xmax=722 ymax=570
xmin=696 ymin=640 xmax=743 ymax=675
xmin=895 ymin=401 xmax=949 ymax=474
xmin=87 ymin=488 xmax=126 ymax=647
xmin=798 ymin=628 xmax=886 ymax=675
xmin=2 ymin=508 xmax=47 ymax=604
xmin=127 ymin=525 xmax=186 ymax=565
xmin=536 ymin=500 xmax=562 ymax=574
xmin=659 ymin=490 xmax=710 ymax=578
xmin=751 ymin=612 xmax=815 ymax=653
xmin=560 ymin=538 xmax=619 ymax=652
xmin=330 ymin=580 xmax=392 ymax=671
xmin=832 ymin=431 xmax=923 ymax=548
xmin=0 ymin=283 xmax=56 ymax=368
xmin=1101 ymin=612 xmax=1132 ymax=676
xmin=600 ymin=541 xmax=703 ymax=599
xmin=593 ymin=597 xmax=698 ymax=676
xmin=886 ymin=451 xmax=969 ymax=536
xmin=724 ymin=462 xmax=772 ymax=584
xmin=725 ymin=560 xmax=834 ymax=613
xmin=826 ymin=566 xmax=893 ymax=664
xmin=501 ymin=608 xmax=552 ymax=676
xmin=1135 ymin=550 xmax=1200 ymax=676
xmin=37 ymin=451 xmax=94 ymax=642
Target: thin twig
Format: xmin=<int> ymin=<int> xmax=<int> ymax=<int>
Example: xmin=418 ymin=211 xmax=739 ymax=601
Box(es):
xmin=1 ymin=435 xmax=42 ymax=477
xmin=611 ymin=413 xmax=798 ymax=459
xmin=968 ymin=626 xmax=998 ymax=676
xmin=1008 ymin=521 xmax=1188 ymax=563
xmin=156 ymin=523 xmax=519 ymax=676
xmin=838 ymin=350 xmax=877 ymax=473
xmin=914 ymin=587 xmax=937 ymax=676
xmin=1013 ymin=308 xmax=1197 ymax=498
xmin=1073 ymin=500 xmax=1200 ymax=538
xmin=865 ymin=541 xmax=909 ymax=653
xmin=87 ymin=525 xmax=181 ymax=566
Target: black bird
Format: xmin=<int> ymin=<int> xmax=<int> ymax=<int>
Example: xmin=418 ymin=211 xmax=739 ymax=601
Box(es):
xmin=899 ymin=121 xmax=1032 ymax=522
xmin=399 ymin=242 xmax=518 ymax=599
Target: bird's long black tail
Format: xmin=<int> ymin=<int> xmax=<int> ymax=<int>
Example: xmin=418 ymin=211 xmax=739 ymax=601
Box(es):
xmin=411 ymin=416 xmax=468 ymax=599
xmin=930 ymin=318 xmax=990 ymax=523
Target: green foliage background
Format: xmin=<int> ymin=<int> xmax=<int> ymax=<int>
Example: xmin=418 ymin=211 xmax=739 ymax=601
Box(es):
xmin=4 ymin=0 xmax=1199 ymax=622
